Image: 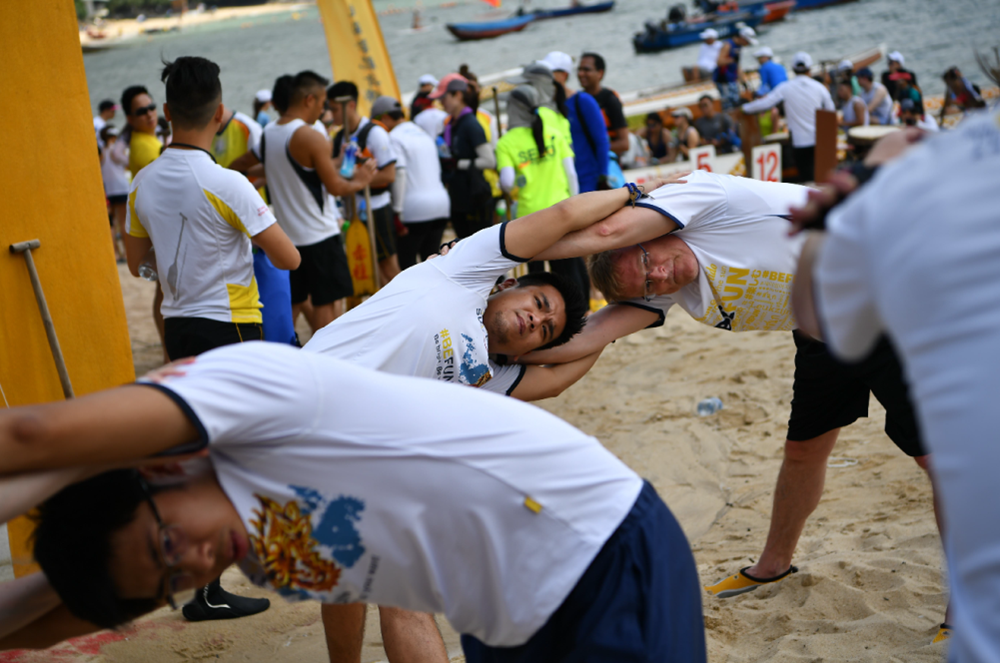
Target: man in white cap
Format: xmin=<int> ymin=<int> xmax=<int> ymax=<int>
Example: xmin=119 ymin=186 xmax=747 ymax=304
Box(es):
xmin=683 ymin=28 xmax=722 ymax=83
xmin=882 ymin=51 xmax=920 ymax=101
xmin=714 ymin=25 xmax=757 ymax=110
xmin=410 ymin=73 xmax=438 ymax=119
xmin=254 ymin=89 xmax=272 ymax=127
xmin=742 ymin=51 xmax=834 ymax=182
xmin=753 ymin=46 xmax=787 ymax=97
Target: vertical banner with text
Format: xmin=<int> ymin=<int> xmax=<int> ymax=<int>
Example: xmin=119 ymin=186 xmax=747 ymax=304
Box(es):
xmin=316 ymin=0 xmax=401 ymax=118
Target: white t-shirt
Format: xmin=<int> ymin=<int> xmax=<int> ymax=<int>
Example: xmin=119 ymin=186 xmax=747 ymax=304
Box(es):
xmin=743 ymin=75 xmax=836 ymax=147
xmin=697 ymin=41 xmax=724 ymax=73
xmin=389 ymin=121 xmax=450 ymax=223
xmin=101 ymin=138 xmax=131 ymax=197
xmin=150 ymin=342 xmax=643 ymax=646
xmin=94 ymin=115 xmax=107 ymax=148
xmin=814 ymin=108 xmax=1000 ymax=663
xmin=304 ymin=223 xmax=526 ymax=394
xmin=127 ymin=148 xmax=276 ymax=323
xmin=623 ymin=170 xmax=810 ymax=331
xmin=350 ymin=117 xmax=397 ymax=210
xmin=414 ymin=108 xmax=449 ymax=140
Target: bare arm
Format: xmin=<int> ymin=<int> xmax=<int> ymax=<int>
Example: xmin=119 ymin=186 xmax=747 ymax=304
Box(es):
xmin=609 ymin=128 xmax=629 ymax=156
xmin=227 ymin=149 xmax=260 ymax=174
xmin=509 ymin=349 xmax=604 ymax=401
xmin=252 ymin=224 xmax=301 ymax=270
xmin=123 ymin=234 xmax=153 ymax=278
xmin=717 ymin=42 xmax=734 ymax=67
xmin=535 ymin=203 xmax=680 ymax=261
xmin=521 ymin=303 xmax=661 ymax=364
xmin=867 ymin=86 xmax=887 ymax=113
xmin=292 ymin=127 xmax=375 ymax=197
xmin=0 ymin=385 xmax=199 ymax=476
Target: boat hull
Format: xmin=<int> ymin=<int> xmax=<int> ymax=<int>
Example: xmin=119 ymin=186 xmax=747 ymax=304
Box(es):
xmin=531 ymin=1 xmax=615 ymax=20
xmin=446 ymin=15 xmax=534 ymax=40
xmin=794 ymin=0 xmax=859 ymax=9
xmin=633 ymin=8 xmax=766 ymax=54
xmin=763 ymin=0 xmax=796 ymax=23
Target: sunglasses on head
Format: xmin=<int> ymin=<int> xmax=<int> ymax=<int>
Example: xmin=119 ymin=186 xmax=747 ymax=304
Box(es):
xmin=132 ymin=103 xmax=157 ymax=116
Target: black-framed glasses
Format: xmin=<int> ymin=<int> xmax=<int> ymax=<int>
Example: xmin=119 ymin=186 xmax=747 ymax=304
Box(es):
xmin=135 ymin=476 xmax=190 ymax=610
xmin=638 ymin=244 xmax=655 ymax=302
xmin=131 ymin=103 xmax=157 ymax=116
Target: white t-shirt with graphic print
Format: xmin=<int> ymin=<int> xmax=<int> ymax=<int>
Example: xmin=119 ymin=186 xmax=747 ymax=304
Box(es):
xmin=624 ymin=170 xmax=811 ymax=332
xmin=150 ymin=342 xmax=642 ymax=647
xmin=304 ymin=223 xmax=526 ymax=394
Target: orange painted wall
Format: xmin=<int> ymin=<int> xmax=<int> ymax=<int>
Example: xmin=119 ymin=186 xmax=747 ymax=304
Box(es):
xmin=0 ymin=0 xmax=135 ymax=577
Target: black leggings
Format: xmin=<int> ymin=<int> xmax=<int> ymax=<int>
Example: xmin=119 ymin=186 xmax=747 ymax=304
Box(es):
xmin=397 ymin=218 xmax=448 ymax=270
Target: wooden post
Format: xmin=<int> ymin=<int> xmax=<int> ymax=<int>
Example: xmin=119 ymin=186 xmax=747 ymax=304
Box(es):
xmin=814 ymin=109 xmax=839 ymax=183
xmin=739 ymin=111 xmax=762 ymax=177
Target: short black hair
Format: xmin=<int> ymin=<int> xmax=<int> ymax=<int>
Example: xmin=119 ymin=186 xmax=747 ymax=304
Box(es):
xmin=699 ymin=94 xmax=714 ymax=104
xmin=385 ymin=109 xmax=405 ymax=121
xmin=121 ymin=85 xmax=149 ymax=116
xmin=33 ymin=470 xmax=163 ymax=629
xmin=271 ymin=74 xmax=294 ymax=114
xmin=289 ymin=70 xmax=330 ymax=106
xmin=514 ymin=271 xmax=588 ymax=350
xmin=327 ymin=80 xmax=359 ymax=103
xmin=646 ymin=112 xmax=663 ymax=125
xmin=581 ymin=52 xmax=606 ymax=72
xmin=160 ymin=56 xmax=222 ymax=129
xmin=98 ymin=99 xmax=116 ymax=112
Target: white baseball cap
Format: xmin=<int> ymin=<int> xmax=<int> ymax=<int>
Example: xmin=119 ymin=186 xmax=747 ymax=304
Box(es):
xmin=753 ymin=46 xmax=773 ymax=59
xmin=887 ymin=51 xmax=905 ymax=65
xmin=699 ymin=28 xmax=719 ymax=40
xmin=739 ymin=26 xmax=758 ymax=44
xmin=838 ymin=59 xmax=853 ymax=71
xmin=255 ymin=89 xmax=272 ymax=103
xmin=541 ymin=51 xmax=574 ymax=74
xmin=792 ymin=51 xmax=813 ymax=70
xmin=418 ymin=74 xmax=439 ymax=87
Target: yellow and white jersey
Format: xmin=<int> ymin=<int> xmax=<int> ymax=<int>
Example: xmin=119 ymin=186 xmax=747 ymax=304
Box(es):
xmin=127 ymin=147 xmax=277 ymax=324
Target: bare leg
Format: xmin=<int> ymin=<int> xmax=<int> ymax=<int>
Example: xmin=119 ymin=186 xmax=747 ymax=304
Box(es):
xmin=380 ymin=607 xmax=449 ymax=663
xmin=379 ymin=255 xmax=401 ymax=285
xmin=112 ymin=202 xmax=127 ymax=260
xmin=746 ymin=429 xmax=840 ymax=578
xmin=322 ymin=603 xmax=366 ymax=663
xmin=310 ymin=300 xmax=344 ymax=331
xmin=153 ymin=282 xmax=167 ymax=363
xmin=915 ymin=454 xmax=952 ymax=624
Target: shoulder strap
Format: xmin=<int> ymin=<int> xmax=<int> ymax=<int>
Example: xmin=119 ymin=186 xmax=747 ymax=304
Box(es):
xmin=333 ymin=128 xmax=345 ymax=158
xmin=258 ymin=130 xmax=266 ymax=165
xmin=357 ymin=122 xmax=377 ymax=152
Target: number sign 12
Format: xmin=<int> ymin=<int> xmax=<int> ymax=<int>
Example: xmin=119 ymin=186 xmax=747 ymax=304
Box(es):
xmin=752 ymin=144 xmax=782 ymax=182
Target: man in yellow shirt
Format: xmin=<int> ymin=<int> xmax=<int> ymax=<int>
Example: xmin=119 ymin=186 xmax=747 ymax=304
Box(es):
xmin=122 ymin=85 xmax=167 ymax=359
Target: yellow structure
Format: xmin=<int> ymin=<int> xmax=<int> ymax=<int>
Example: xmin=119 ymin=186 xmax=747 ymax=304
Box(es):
xmin=317 ymin=0 xmax=401 ymax=117
xmin=0 ymin=0 xmax=135 ymax=578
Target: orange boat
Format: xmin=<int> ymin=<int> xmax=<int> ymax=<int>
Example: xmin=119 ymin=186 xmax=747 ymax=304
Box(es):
xmin=763 ymin=0 xmax=796 ymax=23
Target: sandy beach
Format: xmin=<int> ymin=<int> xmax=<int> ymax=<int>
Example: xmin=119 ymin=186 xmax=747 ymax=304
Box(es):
xmin=79 ymin=3 xmax=313 ymax=48
xmin=8 ymin=264 xmax=948 ymax=662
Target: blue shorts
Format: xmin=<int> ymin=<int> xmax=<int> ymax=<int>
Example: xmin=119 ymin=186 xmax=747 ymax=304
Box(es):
xmin=461 ymin=481 xmax=706 ymax=663
xmin=716 ymin=81 xmax=742 ymax=110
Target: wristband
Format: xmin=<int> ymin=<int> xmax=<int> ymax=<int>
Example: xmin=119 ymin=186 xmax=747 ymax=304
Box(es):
xmin=623 ymin=182 xmax=648 ymax=208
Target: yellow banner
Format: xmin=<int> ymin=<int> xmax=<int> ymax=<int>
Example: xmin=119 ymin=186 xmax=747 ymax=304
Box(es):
xmin=316 ymin=0 xmax=400 ymax=118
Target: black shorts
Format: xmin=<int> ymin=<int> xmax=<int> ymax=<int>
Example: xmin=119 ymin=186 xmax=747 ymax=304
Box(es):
xmin=787 ymin=331 xmax=926 ymax=457
xmin=164 ymin=317 xmax=263 ymax=361
xmin=289 ymin=234 xmax=353 ymax=306
xmin=371 ymin=204 xmax=397 ymax=261
xmin=107 ymin=193 xmax=129 ymax=205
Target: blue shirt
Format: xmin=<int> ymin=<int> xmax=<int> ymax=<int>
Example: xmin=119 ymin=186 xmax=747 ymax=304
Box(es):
xmin=714 ymin=40 xmax=742 ymax=84
xmin=566 ymin=92 xmax=610 ymax=193
xmin=757 ymin=60 xmax=788 ymax=97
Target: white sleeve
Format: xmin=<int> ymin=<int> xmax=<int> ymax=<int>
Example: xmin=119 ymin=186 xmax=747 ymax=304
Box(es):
xmin=480 ymin=362 xmax=526 ymax=396
xmin=212 ymin=172 xmax=277 ymax=237
xmin=634 ymin=171 xmax=727 ymax=229
xmin=144 ymin=344 xmax=321 ymax=450
xmin=389 ymin=134 xmax=407 ymax=170
xmin=434 ymin=222 xmax=527 ymax=295
xmin=368 ymin=126 xmax=397 ymax=169
xmin=563 ymin=157 xmax=579 ymax=196
xmin=499 ymin=166 xmax=515 ymax=192
xmin=814 ymin=205 xmax=882 ymax=361
xmin=821 ymin=87 xmax=836 ymax=112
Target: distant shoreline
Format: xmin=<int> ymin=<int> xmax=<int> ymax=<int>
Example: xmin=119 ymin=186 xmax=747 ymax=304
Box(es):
xmin=80 ymin=2 xmax=313 ymax=48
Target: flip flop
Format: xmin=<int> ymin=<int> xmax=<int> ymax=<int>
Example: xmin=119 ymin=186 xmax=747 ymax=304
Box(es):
xmin=704 ymin=565 xmax=799 ymax=598
xmin=932 ymin=623 xmax=953 ymax=644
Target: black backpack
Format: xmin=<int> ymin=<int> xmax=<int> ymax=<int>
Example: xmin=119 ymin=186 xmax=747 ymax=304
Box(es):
xmin=333 ymin=122 xmax=390 ymax=196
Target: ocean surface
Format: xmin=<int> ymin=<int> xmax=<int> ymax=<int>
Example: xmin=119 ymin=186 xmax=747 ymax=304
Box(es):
xmin=84 ymin=0 xmax=1000 ymax=118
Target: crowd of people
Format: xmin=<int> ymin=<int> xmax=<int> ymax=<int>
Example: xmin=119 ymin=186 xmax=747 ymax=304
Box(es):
xmin=2 ymin=34 xmax=994 ymax=663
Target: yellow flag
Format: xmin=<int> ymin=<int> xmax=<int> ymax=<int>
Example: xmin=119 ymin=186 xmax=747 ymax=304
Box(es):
xmin=316 ymin=0 xmax=401 ymax=118
xmin=345 ymin=220 xmax=377 ymax=297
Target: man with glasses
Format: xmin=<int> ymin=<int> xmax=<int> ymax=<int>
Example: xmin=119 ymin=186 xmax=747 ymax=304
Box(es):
xmin=576 ymin=52 xmax=629 ymax=158
xmin=521 ymin=168 xmax=943 ymax=609
xmin=2 ymin=342 xmax=707 ymax=661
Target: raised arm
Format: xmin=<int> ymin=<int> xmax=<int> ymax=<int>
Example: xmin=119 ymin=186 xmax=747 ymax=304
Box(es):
xmin=294 ymin=126 xmax=375 ymax=197
xmin=0 ymin=385 xmax=199 ymax=476
xmin=228 ymin=149 xmax=260 ymax=174
xmin=521 ymin=303 xmax=661 ymax=364
xmin=252 ymin=224 xmax=301 ymax=271
xmin=534 ymin=201 xmax=680 ymax=261
xmin=509 ymin=349 xmax=605 ymax=402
